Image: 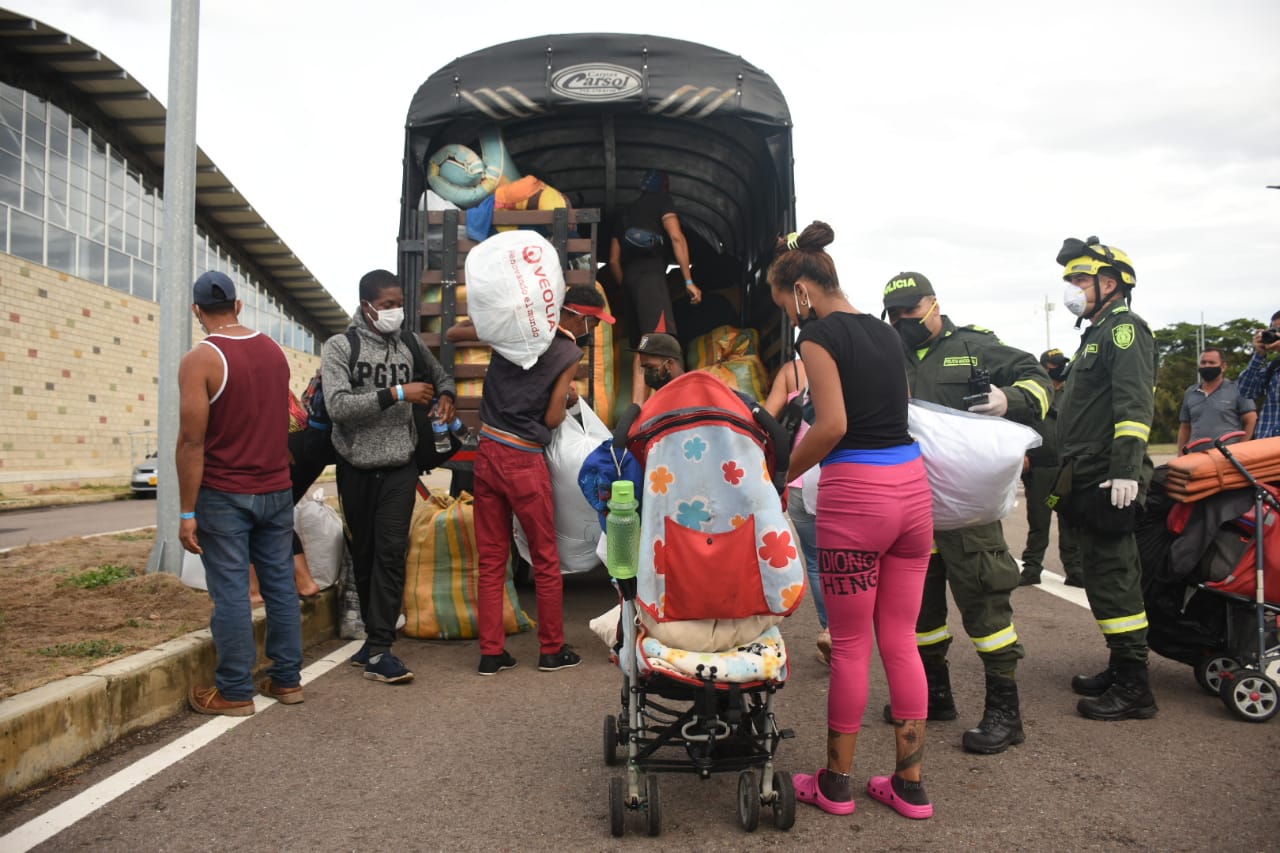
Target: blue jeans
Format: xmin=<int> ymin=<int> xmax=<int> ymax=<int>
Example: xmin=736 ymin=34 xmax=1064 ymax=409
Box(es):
xmin=788 ymin=487 xmax=825 ymax=628
xmin=196 ymin=486 xmax=302 ymax=700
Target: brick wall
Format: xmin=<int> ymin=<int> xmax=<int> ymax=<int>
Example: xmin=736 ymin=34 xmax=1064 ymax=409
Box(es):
xmin=0 ymin=255 xmax=321 ymax=494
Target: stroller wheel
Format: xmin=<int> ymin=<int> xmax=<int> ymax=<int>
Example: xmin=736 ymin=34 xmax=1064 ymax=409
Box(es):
xmin=1218 ymin=669 xmax=1279 ymax=723
xmin=737 ymin=770 xmax=761 ymax=832
xmin=771 ymin=770 xmax=796 ymax=831
xmin=1194 ymin=655 xmax=1239 ymax=696
xmin=644 ymin=774 xmax=662 ymax=837
xmin=603 ymin=714 xmax=620 ymax=766
xmin=608 ymin=776 xmax=626 ymax=837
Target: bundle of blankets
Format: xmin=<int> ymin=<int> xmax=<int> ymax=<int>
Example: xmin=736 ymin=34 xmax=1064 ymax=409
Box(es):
xmin=1164 ymin=436 xmax=1280 ymax=501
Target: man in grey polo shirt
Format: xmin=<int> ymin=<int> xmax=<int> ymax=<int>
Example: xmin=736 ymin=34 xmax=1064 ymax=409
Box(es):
xmin=1176 ymin=347 xmax=1257 ymax=452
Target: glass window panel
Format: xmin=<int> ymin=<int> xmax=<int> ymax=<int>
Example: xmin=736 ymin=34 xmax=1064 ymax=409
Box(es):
xmin=48 ymin=150 xmax=67 ymax=182
xmin=22 ymin=185 xmax=41 ymax=215
xmin=25 ymin=164 xmax=43 ymax=193
xmin=241 ymin=304 xmax=258 ymax=329
xmin=140 ymin=238 xmax=154 ymax=262
xmin=49 ymin=102 xmax=68 ymax=131
xmin=0 ymin=176 xmax=18 ymax=206
xmin=49 ymin=174 xmax=68 ymax=206
xmin=68 ymin=209 xmax=86 ymax=233
xmin=90 ymin=143 xmax=106 ymax=179
xmin=49 ymin=126 xmax=68 ymax=158
xmin=124 ymin=188 xmax=138 ymax=215
xmin=0 ymin=81 xmax=20 ymax=106
xmin=71 ymin=138 xmax=88 ymax=168
xmin=0 ymin=205 xmax=6 ymax=253
xmin=107 ymin=249 xmax=131 ymax=292
xmin=48 ymin=224 xmax=75 ymax=274
xmin=0 ymin=100 xmax=21 ymax=155
xmin=70 ymin=186 xmax=87 ymax=213
xmin=48 ymin=196 xmax=68 ymax=228
xmin=89 ymin=193 xmax=105 ymax=222
xmin=140 ymin=194 xmax=153 ymax=224
xmin=24 ymin=114 xmax=45 ymax=146
xmin=133 ymin=261 xmax=154 ymax=301
xmin=0 ymin=148 xmax=18 ymax=181
xmin=23 ymin=140 xmax=43 ymax=170
xmin=24 ymin=94 xmax=44 ymax=116
xmin=79 ymin=239 xmax=105 ymax=283
xmin=88 ymin=215 xmax=104 ymax=242
xmin=69 ymin=161 xmax=87 ymax=191
xmin=109 ymin=157 xmax=125 ymax=192
xmin=10 ymin=208 xmax=42 ymax=263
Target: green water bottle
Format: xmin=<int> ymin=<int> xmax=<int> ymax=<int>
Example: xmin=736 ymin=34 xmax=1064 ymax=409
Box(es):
xmin=606 ymin=480 xmax=640 ymax=581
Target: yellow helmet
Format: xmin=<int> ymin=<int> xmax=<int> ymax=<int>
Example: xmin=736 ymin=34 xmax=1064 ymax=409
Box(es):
xmin=1056 ymin=236 xmax=1136 ymax=287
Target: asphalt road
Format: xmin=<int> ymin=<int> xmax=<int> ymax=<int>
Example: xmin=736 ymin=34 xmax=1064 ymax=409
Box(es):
xmin=2 ymin=490 xmax=1276 ymax=851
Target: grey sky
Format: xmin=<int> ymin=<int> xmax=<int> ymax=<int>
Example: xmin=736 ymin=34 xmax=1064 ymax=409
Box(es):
xmin=13 ymin=0 xmax=1280 ymax=357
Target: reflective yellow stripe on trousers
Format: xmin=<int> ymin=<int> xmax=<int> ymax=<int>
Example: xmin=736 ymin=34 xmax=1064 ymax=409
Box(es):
xmin=1097 ymin=612 xmax=1149 ymax=635
xmin=916 ymin=625 xmax=951 ymax=647
xmin=970 ymin=623 xmax=1018 ymax=653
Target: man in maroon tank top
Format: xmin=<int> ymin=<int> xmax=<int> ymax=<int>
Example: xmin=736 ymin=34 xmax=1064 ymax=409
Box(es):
xmin=177 ymin=271 xmax=303 ymax=716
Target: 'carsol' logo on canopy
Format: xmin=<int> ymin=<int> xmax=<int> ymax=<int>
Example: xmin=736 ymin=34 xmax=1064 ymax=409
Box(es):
xmin=551 ymin=64 xmax=642 ymax=101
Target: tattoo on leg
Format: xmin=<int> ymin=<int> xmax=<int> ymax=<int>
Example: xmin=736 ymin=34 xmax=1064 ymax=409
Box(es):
xmin=896 ymin=720 xmax=925 ymax=772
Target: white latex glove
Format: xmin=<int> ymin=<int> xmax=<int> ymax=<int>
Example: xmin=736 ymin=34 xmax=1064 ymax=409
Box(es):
xmin=1100 ymin=478 xmax=1139 ymax=509
xmin=967 ymin=384 xmax=1008 ymax=417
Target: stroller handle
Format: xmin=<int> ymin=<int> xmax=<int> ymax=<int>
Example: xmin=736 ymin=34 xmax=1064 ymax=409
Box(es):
xmin=750 ymin=404 xmax=792 ymax=495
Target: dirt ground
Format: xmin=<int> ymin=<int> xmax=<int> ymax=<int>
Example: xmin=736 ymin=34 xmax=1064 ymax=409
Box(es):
xmin=0 ymin=528 xmax=211 ymax=700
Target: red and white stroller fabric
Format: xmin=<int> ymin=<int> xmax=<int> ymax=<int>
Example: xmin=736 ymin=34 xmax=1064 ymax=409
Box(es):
xmin=620 ymin=373 xmax=806 ymax=679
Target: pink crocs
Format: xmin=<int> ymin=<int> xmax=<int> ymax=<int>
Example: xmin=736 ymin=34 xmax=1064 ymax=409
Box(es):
xmin=866 ymin=774 xmax=933 ymax=819
xmin=793 ymin=770 xmax=856 ymax=816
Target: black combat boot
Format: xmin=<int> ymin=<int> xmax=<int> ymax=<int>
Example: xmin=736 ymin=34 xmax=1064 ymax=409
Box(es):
xmin=883 ymin=659 xmax=958 ymax=722
xmin=1077 ymin=663 xmax=1158 ymax=721
xmin=961 ymin=673 xmax=1025 ymax=754
xmin=1071 ymin=665 xmax=1116 ymax=697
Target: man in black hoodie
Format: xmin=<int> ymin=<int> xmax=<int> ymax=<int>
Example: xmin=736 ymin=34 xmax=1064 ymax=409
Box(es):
xmin=321 ymin=269 xmax=455 ymax=684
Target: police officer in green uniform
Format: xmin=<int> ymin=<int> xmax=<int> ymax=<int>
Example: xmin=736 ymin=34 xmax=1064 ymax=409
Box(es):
xmin=1018 ymin=350 xmax=1084 ymax=587
xmin=882 ymin=273 xmax=1052 ymax=754
xmin=1052 ymin=237 xmax=1158 ymax=721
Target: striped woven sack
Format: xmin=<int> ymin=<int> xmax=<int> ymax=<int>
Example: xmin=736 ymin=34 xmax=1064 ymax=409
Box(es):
xmin=402 ymin=490 xmax=534 ymax=639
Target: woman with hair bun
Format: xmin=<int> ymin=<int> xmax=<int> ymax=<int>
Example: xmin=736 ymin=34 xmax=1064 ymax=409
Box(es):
xmin=770 ymin=221 xmax=935 ymax=820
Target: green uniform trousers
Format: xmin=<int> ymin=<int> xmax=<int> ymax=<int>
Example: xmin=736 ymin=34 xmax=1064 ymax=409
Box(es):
xmin=1022 ymin=466 xmax=1082 ymax=579
xmin=1074 ymin=524 xmax=1149 ymax=665
xmin=915 ymin=521 xmax=1025 ymax=677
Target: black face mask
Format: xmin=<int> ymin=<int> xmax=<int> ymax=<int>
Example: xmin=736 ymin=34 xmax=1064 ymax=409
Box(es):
xmin=896 ymin=316 xmax=933 ymax=349
xmin=1198 ymin=366 xmax=1222 ymax=382
xmin=643 ymin=367 xmax=673 ymax=391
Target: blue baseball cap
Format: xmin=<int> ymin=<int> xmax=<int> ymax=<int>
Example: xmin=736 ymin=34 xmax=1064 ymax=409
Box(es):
xmin=193 ymin=270 xmax=237 ymax=306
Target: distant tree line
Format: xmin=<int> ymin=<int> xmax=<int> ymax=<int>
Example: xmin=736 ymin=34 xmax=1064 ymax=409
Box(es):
xmin=1149 ymin=317 xmax=1264 ymax=443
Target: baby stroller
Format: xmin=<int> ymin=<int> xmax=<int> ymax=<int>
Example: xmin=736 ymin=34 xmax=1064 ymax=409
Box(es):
xmin=601 ymin=372 xmax=805 ymax=836
xmin=1139 ymin=433 xmax=1280 ymax=722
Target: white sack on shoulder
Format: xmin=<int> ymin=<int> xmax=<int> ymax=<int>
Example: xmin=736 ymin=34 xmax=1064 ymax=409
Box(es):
xmin=907 ymin=399 xmax=1042 ymax=532
xmin=515 ymin=401 xmax=611 ymax=573
xmin=464 ymin=230 xmax=565 ymax=369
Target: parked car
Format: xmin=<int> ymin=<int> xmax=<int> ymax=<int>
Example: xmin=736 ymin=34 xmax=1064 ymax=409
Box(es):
xmin=130 ymin=452 xmax=157 ymax=498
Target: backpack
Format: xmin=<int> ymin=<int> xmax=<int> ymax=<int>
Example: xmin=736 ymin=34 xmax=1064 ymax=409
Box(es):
xmin=299 ymin=328 xmax=459 ymax=473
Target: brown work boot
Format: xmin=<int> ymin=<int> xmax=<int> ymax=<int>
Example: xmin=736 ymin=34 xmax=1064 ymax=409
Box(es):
xmin=258 ymin=678 xmax=304 ymax=705
xmin=188 ymin=684 xmax=254 ymax=717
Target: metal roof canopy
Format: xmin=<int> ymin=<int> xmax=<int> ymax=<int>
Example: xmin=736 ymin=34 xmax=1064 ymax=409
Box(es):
xmin=403 ymin=33 xmax=796 ymax=288
xmin=0 ymin=8 xmax=349 ymax=339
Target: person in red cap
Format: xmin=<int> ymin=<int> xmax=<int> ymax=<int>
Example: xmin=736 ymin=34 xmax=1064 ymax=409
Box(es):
xmin=466 ymin=285 xmax=616 ymax=676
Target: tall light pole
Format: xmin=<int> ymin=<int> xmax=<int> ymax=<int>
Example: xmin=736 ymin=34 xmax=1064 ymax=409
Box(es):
xmin=1044 ymin=294 xmax=1055 ymax=352
xmin=147 ymin=0 xmax=200 ymax=576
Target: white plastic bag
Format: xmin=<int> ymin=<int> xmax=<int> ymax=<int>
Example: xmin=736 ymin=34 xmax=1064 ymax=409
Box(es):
xmin=514 ymin=401 xmax=612 ymax=573
xmin=294 ymin=488 xmax=345 ymax=590
xmin=180 ymin=550 xmax=206 ymax=591
xmin=907 ymin=399 xmax=1042 ymax=531
xmin=464 ymin=230 xmax=565 ymax=369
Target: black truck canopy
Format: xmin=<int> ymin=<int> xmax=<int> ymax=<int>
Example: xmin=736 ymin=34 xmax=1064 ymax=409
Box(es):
xmin=402 ymin=33 xmax=795 ymax=293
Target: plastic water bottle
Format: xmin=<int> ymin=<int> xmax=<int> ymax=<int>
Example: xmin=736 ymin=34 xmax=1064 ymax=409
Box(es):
xmin=431 ymin=415 xmax=451 ymax=454
xmin=606 ymin=480 xmax=640 ymax=581
xmin=447 ymin=415 xmax=470 ymax=444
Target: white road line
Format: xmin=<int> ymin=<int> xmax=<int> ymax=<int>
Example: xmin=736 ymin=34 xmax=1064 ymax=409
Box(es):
xmin=1021 ymin=565 xmax=1092 ymax=609
xmin=0 ymin=639 xmax=365 ymax=853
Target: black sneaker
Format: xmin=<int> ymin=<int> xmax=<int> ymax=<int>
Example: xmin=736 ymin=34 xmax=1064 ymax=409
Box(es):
xmin=538 ymin=645 xmax=582 ymax=672
xmin=478 ymin=650 xmax=518 ymax=676
xmin=349 ymin=642 xmax=371 ymax=667
xmin=364 ymin=652 xmax=414 ymax=684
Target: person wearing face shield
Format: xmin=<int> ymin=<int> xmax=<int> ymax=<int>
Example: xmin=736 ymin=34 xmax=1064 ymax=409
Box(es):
xmin=881 ymin=273 xmax=1052 ymax=755
xmin=1052 ymin=236 xmax=1159 ymax=721
xmin=1176 ymin=348 xmax=1257 ymax=452
xmin=321 ymin=269 xmax=456 ymax=685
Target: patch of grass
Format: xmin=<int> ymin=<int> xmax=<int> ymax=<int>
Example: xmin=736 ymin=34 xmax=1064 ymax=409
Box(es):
xmin=112 ymin=532 xmax=153 ymax=542
xmin=36 ymin=640 xmax=125 ymax=659
xmin=59 ymin=564 xmax=136 ymax=590
xmin=126 ymin=618 xmax=140 ymax=628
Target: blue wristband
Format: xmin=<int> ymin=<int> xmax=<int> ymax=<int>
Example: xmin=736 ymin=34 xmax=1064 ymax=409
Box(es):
xmin=396 ymin=384 xmax=405 ymax=402
xmin=179 ymin=511 xmax=195 ymax=520
xmin=684 ymin=279 xmax=694 ymax=287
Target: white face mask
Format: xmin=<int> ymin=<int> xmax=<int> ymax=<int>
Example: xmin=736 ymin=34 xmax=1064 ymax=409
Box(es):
xmin=370 ymin=305 xmax=404 ymax=334
xmin=1062 ymin=283 xmax=1088 ymax=317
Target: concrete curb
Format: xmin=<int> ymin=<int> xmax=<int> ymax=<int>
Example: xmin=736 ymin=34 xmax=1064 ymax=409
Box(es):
xmin=0 ymin=492 xmax=135 ymax=513
xmin=0 ymin=590 xmax=338 ymax=801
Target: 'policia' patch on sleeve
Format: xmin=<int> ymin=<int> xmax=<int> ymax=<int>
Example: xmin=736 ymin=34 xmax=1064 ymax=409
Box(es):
xmin=1112 ymin=323 xmax=1135 ymax=350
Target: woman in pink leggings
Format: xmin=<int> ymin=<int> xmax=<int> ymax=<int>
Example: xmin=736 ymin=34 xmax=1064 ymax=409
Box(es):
xmin=769 ymin=222 xmax=935 ymax=820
